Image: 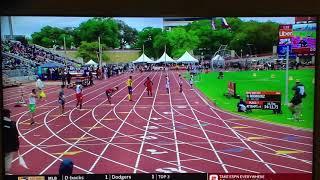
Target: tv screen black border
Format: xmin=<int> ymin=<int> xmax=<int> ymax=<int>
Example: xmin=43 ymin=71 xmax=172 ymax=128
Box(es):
xmin=0 ymin=0 xmax=319 ymax=179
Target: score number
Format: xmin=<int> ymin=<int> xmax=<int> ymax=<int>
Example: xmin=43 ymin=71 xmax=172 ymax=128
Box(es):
xmin=263 ymin=102 xmax=279 ymax=110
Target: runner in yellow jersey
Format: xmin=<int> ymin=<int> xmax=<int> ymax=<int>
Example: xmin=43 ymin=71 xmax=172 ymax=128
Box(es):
xmin=127 ymin=76 xmax=133 ymax=101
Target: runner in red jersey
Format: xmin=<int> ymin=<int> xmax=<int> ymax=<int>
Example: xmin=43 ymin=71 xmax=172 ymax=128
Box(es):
xmin=144 ymin=77 xmax=153 ymax=96
xmin=105 ymin=87 xmax=119 ymax=104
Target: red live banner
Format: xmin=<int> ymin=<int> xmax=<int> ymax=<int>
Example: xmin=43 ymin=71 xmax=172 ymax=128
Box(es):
xmin=208 ymin=173 xmax=311 ymax=180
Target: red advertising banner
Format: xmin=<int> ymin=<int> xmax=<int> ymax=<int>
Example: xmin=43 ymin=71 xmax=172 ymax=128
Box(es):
xmin=279 ymin=29 xmax=293 ymax=39
xmin=227 ymin=82 xmax=236 ymax=97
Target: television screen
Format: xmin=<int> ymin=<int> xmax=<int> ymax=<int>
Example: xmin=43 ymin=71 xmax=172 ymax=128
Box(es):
xmin=291 ymin=23 xmax=316 ymax=56
xmin=1 ymin=16 xmax=317 ymax=180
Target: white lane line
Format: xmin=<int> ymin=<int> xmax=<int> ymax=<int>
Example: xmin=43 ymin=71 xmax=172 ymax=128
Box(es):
xmin=169 ymin=107 xmax=312 ymax=164
xmin=167 ymin=72 xmax=182 ymax=171
xmin=171 ymin=108 xmax=312 ymax=153
xmin=235 ymin=132 xmax=312 ymax=164
xmin=18 ymin=74 xmax=137 ymax=135
xmin=134 ymin=71 xmax=162 ymax=173
xmin=4 ymin=86 xmax=59 ymax=103
xmin=151 ymin=101 xmax=312 ymax=158
xmin=190 ymin=107 xmax=312 ymax=142
xmin=185 ymin=79 xmax=276 ymax=173
xmin=171 ymin=71 xmax=228 ymax=173
xmin=88 ymin=72 xmax=157 ymax=172
xmin=38 ymin=73 xmax=149 ymax=174
xmin=12 ymin=73 xmax=145 ymax=164
xmin=10 ymin=74 xmax=129 ymax=118
xmin=169 ymin=158 xmax=202 ymax=163
xmin=86 ymin=77 xmax=275 ymax=173
xmin=16 ymin=109 xmax=92 ymax=174
xmin=191 ymin=86 xmax=312 ymax=132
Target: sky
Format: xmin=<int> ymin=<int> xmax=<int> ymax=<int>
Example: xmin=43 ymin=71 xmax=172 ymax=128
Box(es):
xmin=1 ymin=16 xmax=295 ymax=38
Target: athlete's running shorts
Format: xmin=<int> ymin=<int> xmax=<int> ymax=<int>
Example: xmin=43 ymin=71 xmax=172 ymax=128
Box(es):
xmin=29 ymin=104 xmax=36 ymax=113
xmin=128 ymin=86 xmax=133 ymax=94
xmin=58 ymin=99 xmax=65 ymax=105
xmin=76 ymin=93 xmax=83 ymax=101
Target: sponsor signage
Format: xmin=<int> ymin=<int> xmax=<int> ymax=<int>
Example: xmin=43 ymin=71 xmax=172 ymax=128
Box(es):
xmin=228 ymin=82 xmax=236 ymax=97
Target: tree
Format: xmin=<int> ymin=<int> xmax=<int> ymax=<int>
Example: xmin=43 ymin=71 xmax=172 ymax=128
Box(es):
xmin=166 ymin=28 xmax=200 ymax=58
xmin=135 ymin=27 xmax=163 ymax=58
xmin=75 ymin=18 xmax=120 ymax=48
xmin=187 ymin=20 xmax=217 ymax=55
xmin=234 ymin=21 xmax=278 ymax=54
xmin=14 ymin=36 xmax=28 ymax=45
xmin=153 ymin=31 xmax=171 ymax=58
xmin=31 ymin=26 xmax=74 ymax=48
xmin=76 ymin=41 xmax=108 ymax=62
xmin=117 ymin=20 xmax=138 ymax=49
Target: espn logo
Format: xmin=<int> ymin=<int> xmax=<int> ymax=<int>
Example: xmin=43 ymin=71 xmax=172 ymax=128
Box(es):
xmin=209 ymin=174 xmax=219 ymax=180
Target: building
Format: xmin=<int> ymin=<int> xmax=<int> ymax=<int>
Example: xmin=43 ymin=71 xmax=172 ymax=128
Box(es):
xmin=2 ymin=35 xmax=26 ymax=41
xmin=163 ymin=17 xmax=211 ymax=30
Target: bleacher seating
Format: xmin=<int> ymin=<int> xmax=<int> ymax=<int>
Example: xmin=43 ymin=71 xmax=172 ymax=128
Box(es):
xmin=1 ymin=40 xmax=81 ymax=68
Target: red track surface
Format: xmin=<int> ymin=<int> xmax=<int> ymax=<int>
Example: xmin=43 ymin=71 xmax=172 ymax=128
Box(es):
xmin=4 ymin=71 xmax=313 ymax=175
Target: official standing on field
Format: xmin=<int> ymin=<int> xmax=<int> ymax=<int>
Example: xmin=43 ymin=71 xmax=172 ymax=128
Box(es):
xmin=3 ymin=109 xmax=20 ymax=174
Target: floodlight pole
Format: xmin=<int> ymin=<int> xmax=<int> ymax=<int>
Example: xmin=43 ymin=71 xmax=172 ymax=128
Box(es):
xmin=143 ymin=44 xmax=145 ymax=62
xmin=165 ymin=44 xmax=167 ymax=71
xmin=64 ymin=36 xmax=67 ymax=55
xmin=8 ymin=16 xmax=14 ymax=40
xmin=285 ymin=45 xmax=289 ymax=105
xmin=98 ymin=36 xmax=102 ymax=67
xmin=63 ymin=36 xmax=67 ymax=68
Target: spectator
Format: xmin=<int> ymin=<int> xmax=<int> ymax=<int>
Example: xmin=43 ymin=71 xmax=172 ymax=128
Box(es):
xmin=58 ymin=85 xmax=66 ymax=115
xmin=61 ymin=71 xmax=66 ymax=86
xmin=36 ymin=78 xmax=46 ymax=101
xmin=59 ymin=159 xmax=73 ymax=175
xmin=237 ymin=99 xmax=247 ymax=112
xmin=89 ymin=71 xmax=94 ymax=86
xmin=3 ymin=109 xmax=20 ymax=174
xmin=66 ymin=71 xmax=72 ymax=88
xmin=102 ymin=66 xmax=105 ymax=80
xmin=218 ymin=71 xmax=224 ymax=79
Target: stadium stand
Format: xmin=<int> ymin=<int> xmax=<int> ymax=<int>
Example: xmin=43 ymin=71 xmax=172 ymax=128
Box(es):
xmin=1 ymin=40 xmax=81 ymax=87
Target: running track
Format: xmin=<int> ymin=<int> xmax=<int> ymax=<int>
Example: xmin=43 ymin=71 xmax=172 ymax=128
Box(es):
xmin=3 ymin=71 xmax=313 ymax=175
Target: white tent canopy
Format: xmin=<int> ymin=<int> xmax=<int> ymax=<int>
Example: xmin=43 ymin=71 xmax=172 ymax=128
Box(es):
xmin=211 ymin=55 xmax=225 ymax=66
xmin=132 ymin=53 xmax=156 ymax=64
xmin=85 ymin=59 xmax=98 ymax=67
xmin=212 ymin=55 xmax=225 ymax=61
xmin=155 ymin=52 xmax=176 ymax=63
xmin=176 ymin=51 xmax=199 ymax=64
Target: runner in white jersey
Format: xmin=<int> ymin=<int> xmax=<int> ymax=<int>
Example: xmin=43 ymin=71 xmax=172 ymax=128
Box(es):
xmin=165 ymin=75 xmax=170 ymax=93
xmin=189 ymin=75 xmax=194 ymax=90
xmin=75 ymin=83 xmax=83 ymax=109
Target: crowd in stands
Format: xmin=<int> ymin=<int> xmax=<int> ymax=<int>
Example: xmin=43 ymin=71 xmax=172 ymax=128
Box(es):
xmin=2 ymin=55 xmax=31 ymax=70
xmin=2 ymin=40 xmax=80 ymax=66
